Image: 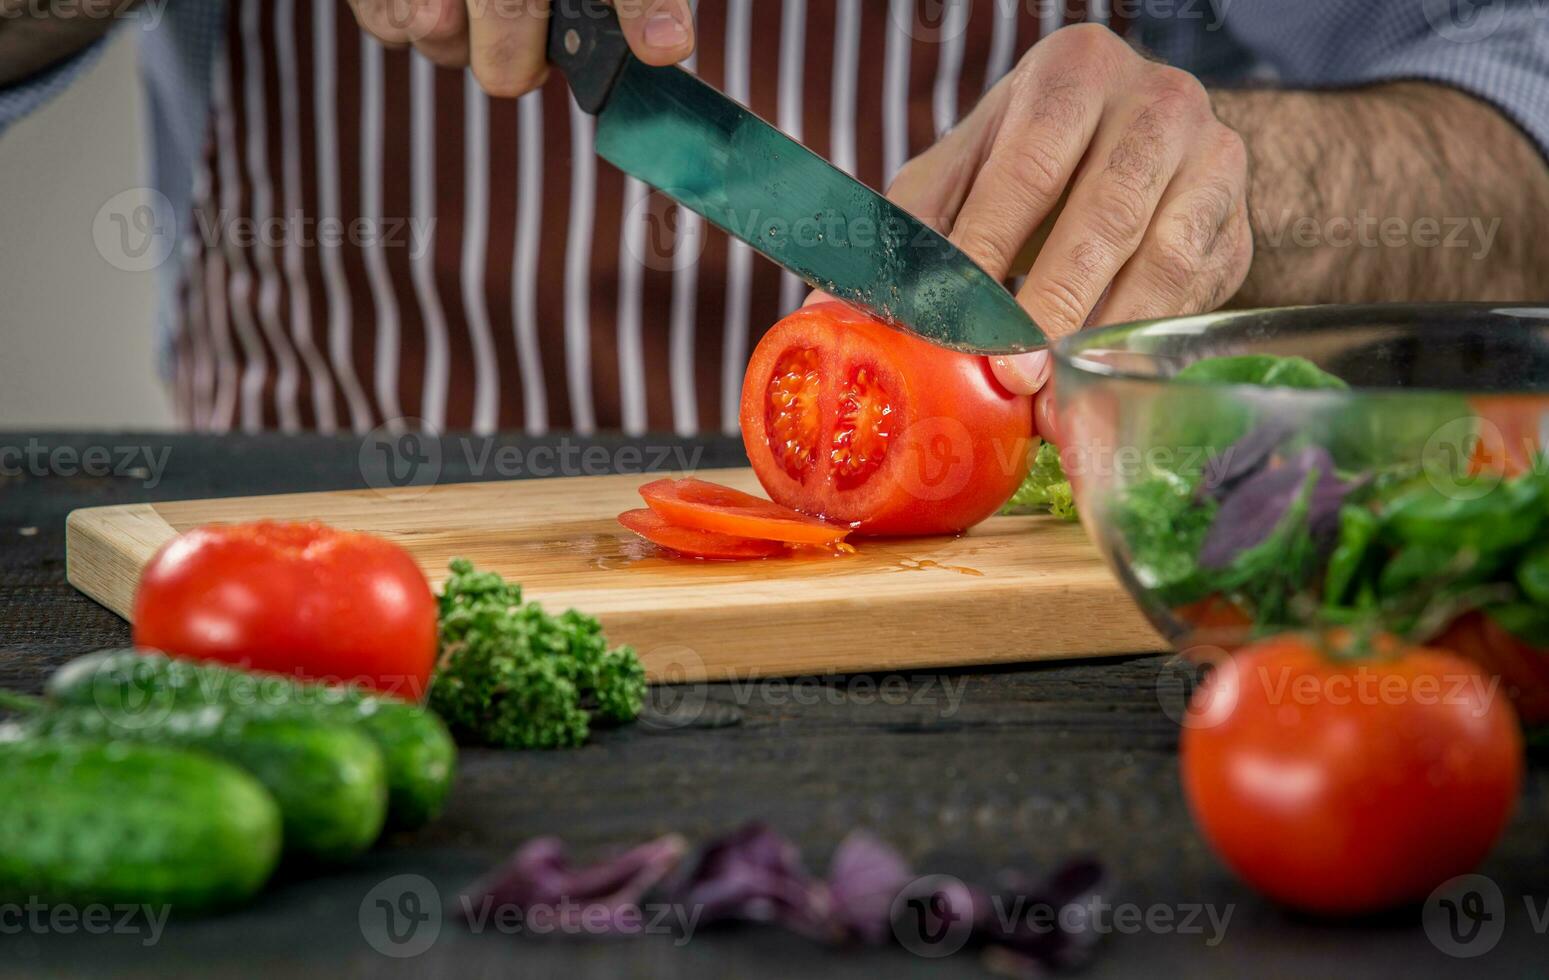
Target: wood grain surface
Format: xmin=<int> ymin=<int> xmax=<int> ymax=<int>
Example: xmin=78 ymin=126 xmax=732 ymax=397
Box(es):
xmin=66 ymin=467 xmax=1165 ymax=680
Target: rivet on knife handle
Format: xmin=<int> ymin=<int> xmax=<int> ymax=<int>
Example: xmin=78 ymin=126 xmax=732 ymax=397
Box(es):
xmin=547 ymin=0 xmax=633 ymax=115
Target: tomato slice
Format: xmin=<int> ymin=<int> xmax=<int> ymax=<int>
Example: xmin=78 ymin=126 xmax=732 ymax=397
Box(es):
xmin=1468 ymin=395 xmax=1549 ymax=478
xmin=638 ymin=478 xmax=849 ymax=546
xmin=618 ymin=508 xmax=787 ymax=560
xmin=740 ymin=302 xmax=1033 ymax=535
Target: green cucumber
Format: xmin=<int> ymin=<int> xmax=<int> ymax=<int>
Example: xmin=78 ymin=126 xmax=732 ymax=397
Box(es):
xmin=0 ymin=738 xmax=280 ymax=910
xmin=0 ymin=702 xmax=387 ymax=861
xmin=46 ymin=650 xmax=454 ymax=829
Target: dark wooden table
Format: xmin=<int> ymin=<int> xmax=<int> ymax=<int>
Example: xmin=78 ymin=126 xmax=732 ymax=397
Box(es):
xmin=3 ymin=432 xmax=1545 ymax=978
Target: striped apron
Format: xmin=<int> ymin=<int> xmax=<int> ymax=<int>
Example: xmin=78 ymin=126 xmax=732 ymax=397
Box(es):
xmin=172 ymin=0 xmax=1118 ymax=435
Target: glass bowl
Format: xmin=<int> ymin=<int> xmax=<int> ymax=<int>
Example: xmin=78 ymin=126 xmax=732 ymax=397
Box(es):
xmin=1053 ymin=303 xmax=1549 ymax=722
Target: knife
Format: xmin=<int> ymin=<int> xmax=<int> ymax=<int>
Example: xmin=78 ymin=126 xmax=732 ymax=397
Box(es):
xmin=546 ymin=1 xmax=1046 ymax=355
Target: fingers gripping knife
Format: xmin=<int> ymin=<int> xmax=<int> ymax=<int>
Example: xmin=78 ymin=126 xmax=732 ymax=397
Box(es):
xmin=545 ymin=0 xmax=1046 ymax=355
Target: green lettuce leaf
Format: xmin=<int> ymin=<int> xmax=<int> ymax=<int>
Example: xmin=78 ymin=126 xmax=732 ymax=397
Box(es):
xmin=1002 ymin=441 xmax=1078 ymax=521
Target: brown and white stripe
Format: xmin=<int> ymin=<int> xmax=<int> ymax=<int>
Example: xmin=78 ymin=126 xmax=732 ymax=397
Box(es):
xmin=240 ymin=0 xmax=302 ymax=433
xmin=777 ymin=0 xmax=808 ymax=315
xmin=359 ymin=33 xmax=404 ymax=430
xmin=175 ymin=0 xmax=1108 ymax=435
xmin=279 ymin=0 xmax=332 ymax=432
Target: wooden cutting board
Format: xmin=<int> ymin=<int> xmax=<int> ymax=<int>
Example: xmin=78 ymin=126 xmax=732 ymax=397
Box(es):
xmin=65 ymin=467 xmax=1166 ymax=682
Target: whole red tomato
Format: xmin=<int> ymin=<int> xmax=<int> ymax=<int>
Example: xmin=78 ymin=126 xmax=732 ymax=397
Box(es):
xmin=1180 ymin=631 xmax=1522 ymax=915
xmin=133 ymin=521 xmax=438 ymax=698
xmin=740 ymin=302 xmax=1033 ymax=535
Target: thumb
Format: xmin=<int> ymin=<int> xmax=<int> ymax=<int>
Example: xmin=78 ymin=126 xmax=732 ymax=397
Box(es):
xmin=612 ymin=0 xmax=695 ymax=66
xmin=992 ymin=350 xmax=1052 ymax=396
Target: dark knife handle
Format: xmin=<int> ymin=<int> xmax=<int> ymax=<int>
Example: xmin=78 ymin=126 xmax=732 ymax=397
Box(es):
xmin=547 ymin=0 xmax=632 ymax=114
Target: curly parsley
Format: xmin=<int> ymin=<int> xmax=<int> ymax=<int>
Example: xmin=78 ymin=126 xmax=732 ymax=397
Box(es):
xmin=428 ymin=559 xmax=646 ymax=749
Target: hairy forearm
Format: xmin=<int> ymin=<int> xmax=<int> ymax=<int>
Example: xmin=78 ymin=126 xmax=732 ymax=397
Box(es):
xmin=1212 ymin=82 xmax=1549 ymax=307
xmin=0 ymin=1 xmax=131 ymax=86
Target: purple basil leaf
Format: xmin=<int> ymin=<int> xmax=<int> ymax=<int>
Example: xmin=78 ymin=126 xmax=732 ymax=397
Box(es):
xmin=459 ymin=825 xmax=1111 ymax=976
xmin=1197 ymin=418 xmax=1295 ymax=501
xmin=827 ymin=830 xmax=913 ymax=944
xmin=458 ymin=833 xmax=687 ymax=934
xmin=1311 ymin=472 xmax=1369 ymax=548
xmin=1198 ymin=463 xmax=1309 ymax=568
xmin=1199 ymin=445 xmax=1356 ymax=570
xmin=979 ymin=857 xmax=1110 ymax=971
xmin=667 ymin=822 xmax=836 ymax=941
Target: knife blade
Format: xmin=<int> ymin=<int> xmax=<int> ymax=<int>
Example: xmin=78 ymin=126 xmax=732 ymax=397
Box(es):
xmin=547 ymin=2 xmax=1045 ymax=355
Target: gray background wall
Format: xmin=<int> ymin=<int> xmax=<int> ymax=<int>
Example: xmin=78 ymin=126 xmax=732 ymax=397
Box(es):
xmin=0 ymin=31 xmax=173 ymax=429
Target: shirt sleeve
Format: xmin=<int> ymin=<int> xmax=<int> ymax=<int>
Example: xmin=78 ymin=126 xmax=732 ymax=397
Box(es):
xmin=0 ymin=36 xmax=110 ymax=137
xmin=1222 ymin=0 xmax=1549 ymax=157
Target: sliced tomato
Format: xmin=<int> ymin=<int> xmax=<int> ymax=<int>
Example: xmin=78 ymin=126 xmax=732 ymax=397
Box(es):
xmin=638 ymin=478 xmax=849 ymax=546
xmin=1468 ymin=395 xmax=1549 ymax=478
xmin=740 ymin=302 xmax=1033 ymax=535
xmin=618 ymin=508 xmax=787 ymax=560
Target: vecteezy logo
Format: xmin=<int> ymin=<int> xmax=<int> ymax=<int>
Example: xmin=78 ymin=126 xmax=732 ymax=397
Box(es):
xmin=93 ymin=187 xmax=177 ymax=273
xmin=358 ymin=418 xmax=442 ymax=498
xmin=889 ymin=0 xmax=972 ymax=44
xmin=1423 ymin=416 xmax=1504 ymax=502
xmin=1424 ymin=874 xmax=1505 ymax=958
xmin=360 ymin=874 xmax=442 ymax=958
xmin=1422 ymin=0 xmax=1507 ymax=43
xmin=636 ymin=644 xmax=709 ymax=731
xmin=91 ymin=653 xmax=174 ymax=731
xmin=1155 ymin=647 xmax=1237 ymax=730
xmin=892 ymin=417 xmax=974 ymax=503
xmin=621 ymin=186 xmax=707 ymax=273
xmin=891 ymin=874 xmax=975 ymax=958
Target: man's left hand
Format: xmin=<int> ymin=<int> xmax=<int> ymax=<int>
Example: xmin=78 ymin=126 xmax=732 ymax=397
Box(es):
xmin=887 ymin=24 xmax=1253 ymax=398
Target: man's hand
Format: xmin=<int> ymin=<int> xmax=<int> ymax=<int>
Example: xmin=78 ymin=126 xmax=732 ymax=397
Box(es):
xmin=347 ymin=0 xmax=694 ymax=97
xmin=887 ymin=24 xmax=1252 ymax=397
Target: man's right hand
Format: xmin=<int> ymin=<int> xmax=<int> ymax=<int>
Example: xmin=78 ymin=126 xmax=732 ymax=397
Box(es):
xmin=347 ymin=0 xmax=695 ymax=98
